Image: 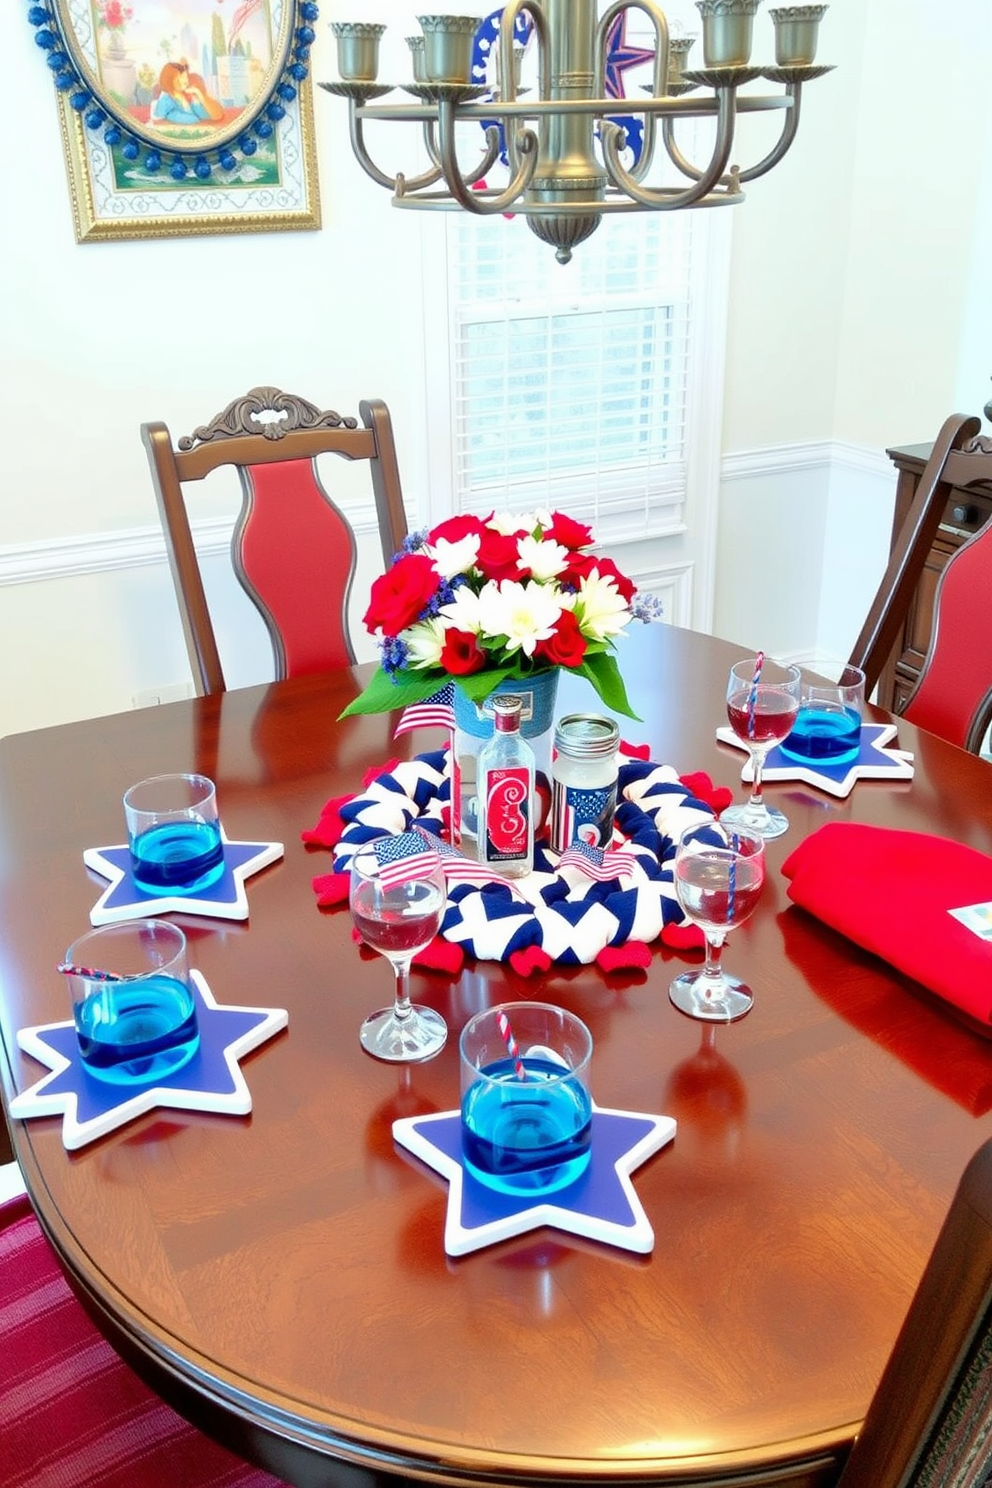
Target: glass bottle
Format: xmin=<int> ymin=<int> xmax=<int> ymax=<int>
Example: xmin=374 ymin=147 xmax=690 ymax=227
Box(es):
xmin=477 ymin=695 xmax=534 ymax=878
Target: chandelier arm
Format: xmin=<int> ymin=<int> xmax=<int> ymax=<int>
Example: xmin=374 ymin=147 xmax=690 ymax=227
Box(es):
xmin=595 ymin=0 xmax=670 ymax=184
xmin=735 ymin=84 xmax=802 ymax=183
xmin=435 ymin=101 xmax=539 ymax=213
xmin=348 ymin=106 xmax=444 ymax=192
xmin=497 ymin=0 xmax=549 ymax=177
xmin=602 ymin=87 xmax=736 ymax=207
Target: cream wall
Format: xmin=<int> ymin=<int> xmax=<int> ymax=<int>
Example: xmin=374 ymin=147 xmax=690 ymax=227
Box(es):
xmin=1 ymin=1 xmax=990 ymax=734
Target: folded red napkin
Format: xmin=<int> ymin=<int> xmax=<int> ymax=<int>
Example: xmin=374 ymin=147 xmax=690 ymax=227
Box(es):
xmin=782 ymin=823 xmax=992 ymax=1026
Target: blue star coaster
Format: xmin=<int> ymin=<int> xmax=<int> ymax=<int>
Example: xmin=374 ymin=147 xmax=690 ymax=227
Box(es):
xmin=83 ymin=836 xmax=284 ymax=925
xmin=8 ymin=973 xmax=287 ymax=1151
xmin=393 ymin=1106 xmax=676 ymax=1257
xmin=716 ymin=722 xmax=915 ymax=800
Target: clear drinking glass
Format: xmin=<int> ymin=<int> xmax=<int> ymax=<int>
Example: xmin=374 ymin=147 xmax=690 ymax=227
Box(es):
xmin=349 ymin=846 xmax=448 ymax=1062
xmin=669 ymin=823 xmax=765 ymax=1023
xmin=722 ymin=657 xmax=801 ymax=839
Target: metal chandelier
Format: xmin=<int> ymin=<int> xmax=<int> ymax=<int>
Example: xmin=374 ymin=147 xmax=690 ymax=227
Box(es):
xmin=320 ymin=1 xmax=831 ymax=263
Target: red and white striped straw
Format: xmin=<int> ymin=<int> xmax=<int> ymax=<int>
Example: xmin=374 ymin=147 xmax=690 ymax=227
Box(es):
xmin=496 ymin=1010 xmax=527 ymax=1082
xmin=746 ymin=651 xmax=765 ymax=739
xmin=57 ymin=962 xmax=122 ymax=982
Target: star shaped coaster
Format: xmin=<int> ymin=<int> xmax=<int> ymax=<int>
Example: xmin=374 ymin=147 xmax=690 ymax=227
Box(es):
xmin=83 ymin=837 xmax=284 ymax=925
xmin=716 ymin=722 xmax=915 ymax=800
xmin=393 ymin=1106 xmax=676 ymax=1256
xmin=8 ymin=973 xmax=287 ymax=1150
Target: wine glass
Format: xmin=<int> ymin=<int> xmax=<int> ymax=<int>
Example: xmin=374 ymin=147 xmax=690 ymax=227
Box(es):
xmin=349 ymin=845 xmax=448 ymax=1062
xmin=669 ymin=823 xmax=765 ymax=1023
xmin=722 ymin=656 xmax=801 ymax=839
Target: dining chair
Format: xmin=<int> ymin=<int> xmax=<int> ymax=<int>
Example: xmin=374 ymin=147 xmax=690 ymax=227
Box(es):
xmin=0 ymin=1190 xmax=290 ymax=1488
xmin=835 ymin=1134 xmax=992 ymax=1488
xmin=849 ymin=412 xmax=992 ymax=752
xmin=141 ymin=387 xmax=409 ymax=697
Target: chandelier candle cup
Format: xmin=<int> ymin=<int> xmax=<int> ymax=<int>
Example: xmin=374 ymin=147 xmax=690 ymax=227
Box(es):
xmin=417 ymin=15 xmax=481 ymax=85
xmin=769 ymin=5 xmax=828 ymax=66
xmin=460 ymin=1003 xmax=593 ymax=1195
xmin=780 ymin=663 xmax=865 ymax=768
xmin=63 ymin=921 xmax=199 ymax=1084
xmin=551 ymin=715 xmax=621 ymax=852
xmin=123 ymin=773 xmax=224 ymax=895
xmin=330 ymin=22 xmax=386 ymax=83
xmin=696 ymin=0 xmax=762 ymax=68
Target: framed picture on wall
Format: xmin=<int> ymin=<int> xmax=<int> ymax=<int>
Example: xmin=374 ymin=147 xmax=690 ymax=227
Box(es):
xmin=32 ymin=0 xmax=321 ymax=242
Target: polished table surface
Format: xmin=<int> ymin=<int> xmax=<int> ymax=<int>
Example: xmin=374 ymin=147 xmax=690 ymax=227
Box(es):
xmin=3 ymin=623 xmax=992 ymax=1488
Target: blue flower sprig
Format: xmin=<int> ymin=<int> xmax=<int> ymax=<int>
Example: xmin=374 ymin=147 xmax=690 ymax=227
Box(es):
xmin=27 ymin=0 xmax=318 ymax=180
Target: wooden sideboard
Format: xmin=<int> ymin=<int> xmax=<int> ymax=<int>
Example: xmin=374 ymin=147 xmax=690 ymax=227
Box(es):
xmin=878 ymin=440 xmax=992 ymax=714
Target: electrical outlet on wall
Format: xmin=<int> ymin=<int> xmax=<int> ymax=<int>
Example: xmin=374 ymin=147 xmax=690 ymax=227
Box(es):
xmin=131 ymin=683 xmax=195 ymax=709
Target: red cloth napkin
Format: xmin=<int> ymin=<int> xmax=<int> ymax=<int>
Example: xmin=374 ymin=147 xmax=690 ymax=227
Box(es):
xmin=782 ymin=823 xmax=992 ymax=1026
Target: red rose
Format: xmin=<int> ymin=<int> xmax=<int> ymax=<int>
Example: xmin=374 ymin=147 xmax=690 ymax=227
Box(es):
xmin=546 ymin=512 xmax=593 ymax=550
xmin=427 ymin=513 xmax=488 ymax=546
xmin=474 ymin=529 xmax=523 ymax=583
xmin=586 ymin=555 xmax=636 ymax=603
xmin=534 ymin=609 xmax=588 ymax=668
xmin=559 ymin=551 xmax=598 ymax=588
xmin=363 ymin=554 xmax=438 ymax=636
xmin=440 ymin=628 xmax=486 ymax=675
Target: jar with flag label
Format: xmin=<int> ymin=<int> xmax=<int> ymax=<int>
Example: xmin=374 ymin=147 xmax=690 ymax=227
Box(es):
xmin=551 ymin=715 xmax=620 ymax=852
xmin=477 ymin=695 xmax=535 ymax=878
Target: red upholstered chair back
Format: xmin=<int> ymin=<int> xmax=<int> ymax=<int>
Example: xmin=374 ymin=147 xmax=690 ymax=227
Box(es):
xmin=0 ymin=1191 xmax=289 ymax=1487
xmin=849 ymin=413 xmax=992 ymax=754
xmin=142 ymin=388 xmax=409 ymax=697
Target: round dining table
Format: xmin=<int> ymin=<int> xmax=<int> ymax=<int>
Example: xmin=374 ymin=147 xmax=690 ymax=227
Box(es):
xmin=2 ymin=621 xmax=992 ymax=1488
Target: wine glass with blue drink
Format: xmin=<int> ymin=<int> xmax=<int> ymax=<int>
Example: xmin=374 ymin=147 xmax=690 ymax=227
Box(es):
xmin=670 ymin=823 xmax=765 ymax=1023
xmin=722 ymin=655 xmax=801 ymax=839
xmin=349 ymin=832 xmax=448 ymax=1062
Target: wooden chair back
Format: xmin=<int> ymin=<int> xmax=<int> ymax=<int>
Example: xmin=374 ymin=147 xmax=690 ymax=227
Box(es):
xmin=141 ymin=387 xmax=408 ymax=697
xmin=849 ymin=413 xmax=992 ymax=752
xmin=837 ymin=1136 xmax=992 ymax=1488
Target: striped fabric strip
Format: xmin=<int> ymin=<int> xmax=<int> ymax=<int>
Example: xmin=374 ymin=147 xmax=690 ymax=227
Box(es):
xmin=0 ymin=1196 xmax=289 ymax=1488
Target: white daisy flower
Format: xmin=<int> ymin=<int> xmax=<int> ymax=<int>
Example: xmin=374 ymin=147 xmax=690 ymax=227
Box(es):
xmin=572 ymin=569 xmax=632 ymax=641
xmin=427 ymin=532 xmax=481 ymax=579
xmin=476 ymin=579 xmax=562 ymax=656
xmin=402 ymin=617 xmax=448 ymax=670
xmin=517 ymin=533 xmax=570 ymax=581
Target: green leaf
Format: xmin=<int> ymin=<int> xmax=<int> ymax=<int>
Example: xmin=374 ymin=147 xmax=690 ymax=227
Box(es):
xmin=454 ymin=665 xmax=522 ymax=705
xmin=576 ymin=652 xmax=641 ymax=720
xmin=338 ymin=667 xmax=447 ymax=719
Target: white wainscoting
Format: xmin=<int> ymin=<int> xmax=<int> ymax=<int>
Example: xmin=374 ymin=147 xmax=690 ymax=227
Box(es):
xmin=0 ymin=443 xmax=900 ymax=737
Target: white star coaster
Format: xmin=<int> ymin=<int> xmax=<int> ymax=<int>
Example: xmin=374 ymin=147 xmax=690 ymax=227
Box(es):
xmin=716 ymin=722 xmax=915 ymax=799
xmin=393 ymin=1105 xmax=676 ymax=1256
xmin=83 ymin=836 xmax=284 ymax=925
xmin=8 ymin=972 xmax=287 ymax=1150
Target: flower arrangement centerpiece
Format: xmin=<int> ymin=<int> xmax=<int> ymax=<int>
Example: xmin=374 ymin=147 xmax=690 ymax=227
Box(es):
xmin=341 ymin=509 xmax=662 ymax=720
xmin=97 ymin=0 xmax=133 ymax=36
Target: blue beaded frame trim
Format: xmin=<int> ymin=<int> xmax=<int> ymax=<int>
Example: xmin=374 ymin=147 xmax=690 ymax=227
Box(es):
xmin=27 ymin=0 xmax=318 ymax=181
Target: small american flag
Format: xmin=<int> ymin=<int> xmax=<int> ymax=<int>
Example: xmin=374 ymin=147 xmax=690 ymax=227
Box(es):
xmin=416 ymin=828 xmax=528 ymax=898
xmin=558 ymin=840 xmax=638 ymax=882
xmin=372 ymin=831 xmax=442 ymax=889
xmin=394 ymin=682 xmax=456 ymax=739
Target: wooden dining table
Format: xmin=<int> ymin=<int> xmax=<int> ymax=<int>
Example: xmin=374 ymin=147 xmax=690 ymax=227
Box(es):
xmin=2 ymin=621 xmax=992 ymax=1488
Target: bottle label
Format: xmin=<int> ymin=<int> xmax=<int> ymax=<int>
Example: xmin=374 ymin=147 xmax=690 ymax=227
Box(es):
xmin=551 ymin=779 xmax=618 ymax=852
xmin=483 ymin=767 xmax=530 ymax=861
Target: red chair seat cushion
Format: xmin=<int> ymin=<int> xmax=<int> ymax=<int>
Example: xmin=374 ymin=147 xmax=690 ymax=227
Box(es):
xmin=0 ymin=1195 xmax=288 ymax=1488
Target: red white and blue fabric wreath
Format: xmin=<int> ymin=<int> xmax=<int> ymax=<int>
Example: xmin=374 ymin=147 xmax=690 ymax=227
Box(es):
xmin=305 ymin=749 xmax=731 ymax=977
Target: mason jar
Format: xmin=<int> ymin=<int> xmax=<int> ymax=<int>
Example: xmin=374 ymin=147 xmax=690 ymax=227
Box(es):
xmin=551 ymin=714 xmax=621 ymax=852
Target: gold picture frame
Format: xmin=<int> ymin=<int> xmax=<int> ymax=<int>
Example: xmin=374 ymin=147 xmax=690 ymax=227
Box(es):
xmin=39 ymin=1 xmax=321 ymax=242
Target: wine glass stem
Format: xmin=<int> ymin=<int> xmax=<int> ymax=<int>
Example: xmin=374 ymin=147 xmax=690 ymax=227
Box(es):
xmin=702 ymin=932 xmax=726 ymax=984
xmin=392 ymin=958 xmax=414 ymax=1020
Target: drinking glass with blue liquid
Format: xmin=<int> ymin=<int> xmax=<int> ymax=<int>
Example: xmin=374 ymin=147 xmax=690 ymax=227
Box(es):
xmin=460 ymin=1003 xmax=593 ymax=1195
xmin=780 ymin=664 xmax=866 ymax=769
xmin=61 ymin=920 xmax=199 ymax=1084
xmin=124 ymin=773 xmax=224 ymax=895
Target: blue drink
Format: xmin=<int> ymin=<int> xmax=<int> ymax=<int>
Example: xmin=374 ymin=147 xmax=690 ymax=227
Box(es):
xmin=74 ymin=974 xmax=199 ymax=1084
xmin=461 ymin=1055 xmax=593 ymax=1194
xmin=130 ymin=819 xmax=224 ymax=894
xmin=780 ymin=706 xmax=861 ymax=767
